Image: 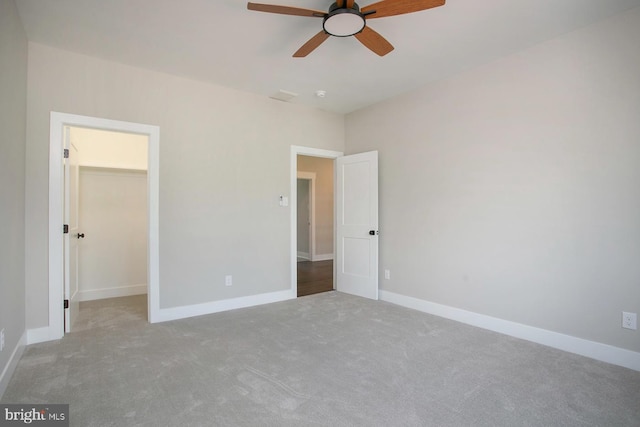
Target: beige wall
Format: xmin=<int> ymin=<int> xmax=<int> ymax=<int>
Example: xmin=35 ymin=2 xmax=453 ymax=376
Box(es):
xmin=25 ymin=43 xmax=345 ymax=328
xmin=71 ymin=126 xmax=149 ymax=301
xmin=79 ymin=168 xmax=148 ymax=300
xmin=296 ymin=179 xmax=311 ymax=257
xmin=71 ymin=127 xmax=148 ymax=170
xmin=346 ymin=7 xmax=640 ymax=352
xmin=0 ymin=0 xmax=27 ymax=386
xmin=298 ymin=155 xmax=334 ymax=257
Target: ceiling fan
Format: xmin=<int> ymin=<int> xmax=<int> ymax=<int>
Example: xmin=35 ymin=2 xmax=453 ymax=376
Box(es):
xmin=247 ymin=0 xmax=445 ymax=57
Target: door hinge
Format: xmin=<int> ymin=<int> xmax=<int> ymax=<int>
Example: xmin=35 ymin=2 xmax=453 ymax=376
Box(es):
xmin=63 ymin=224 xmax=69 ymax=234
xmin=64 ymin=299 xmax=69 ymax=309
xmin=63 ymin=149 xmax=69 ymax=159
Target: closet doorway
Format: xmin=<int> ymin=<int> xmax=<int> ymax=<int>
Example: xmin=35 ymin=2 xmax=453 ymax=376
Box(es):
xmin=70 ymin=126 xmax=149 ymax=330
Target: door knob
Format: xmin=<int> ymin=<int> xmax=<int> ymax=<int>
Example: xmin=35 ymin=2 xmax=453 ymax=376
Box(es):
xmin=77 ymin=233 xmax=85 ymax=239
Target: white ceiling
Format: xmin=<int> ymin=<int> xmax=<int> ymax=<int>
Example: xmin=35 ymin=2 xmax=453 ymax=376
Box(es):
xmin=15 ymin=0 xmax=640 ymax=114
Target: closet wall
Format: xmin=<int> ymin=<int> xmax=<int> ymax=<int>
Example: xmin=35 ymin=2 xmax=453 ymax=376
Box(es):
xmin=71 ymin=127 xmax=149 ymax=301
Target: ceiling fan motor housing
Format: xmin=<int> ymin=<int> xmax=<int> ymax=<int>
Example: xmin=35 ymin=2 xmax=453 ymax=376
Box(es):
xmin=323 ymin=2 xmax=366 ymax=37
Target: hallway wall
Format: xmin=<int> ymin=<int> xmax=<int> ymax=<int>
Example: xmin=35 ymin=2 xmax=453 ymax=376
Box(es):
xmin=297 ymin=155 xmax=334 ymax=259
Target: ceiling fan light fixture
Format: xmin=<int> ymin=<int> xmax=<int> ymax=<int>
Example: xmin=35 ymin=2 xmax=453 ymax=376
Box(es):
xmin=323 ymin=8 xmax=365 ymax=37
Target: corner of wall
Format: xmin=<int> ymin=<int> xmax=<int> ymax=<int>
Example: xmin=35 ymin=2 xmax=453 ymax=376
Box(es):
xmin=0 ymin=331 xmax=27 ymax=400
xmin=0 ymin=0 xmax=29 ymax=397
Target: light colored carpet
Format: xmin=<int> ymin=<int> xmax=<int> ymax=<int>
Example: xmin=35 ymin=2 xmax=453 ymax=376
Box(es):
xmin=2 ymin=292 xmax=640 ymax=426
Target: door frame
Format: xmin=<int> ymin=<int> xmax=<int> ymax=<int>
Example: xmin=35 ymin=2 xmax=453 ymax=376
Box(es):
xmin=296 ymin=172 xmax=315 ymax=261
xmin=290 ymin=146 xmax=343 ymax=296
xmin=49 ymin=112 xmax=160 ymax=340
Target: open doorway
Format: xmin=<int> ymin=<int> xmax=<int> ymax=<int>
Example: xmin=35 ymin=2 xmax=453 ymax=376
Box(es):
xmin=296 ymin=154 xmax=335 ymax=297
xmin=70 ymin=127 xmax=149 ymax=331
xmin=49 ymin=112 xmax=160 ymax=341
xmin=291 ymin=145 xmax=380 ymax=301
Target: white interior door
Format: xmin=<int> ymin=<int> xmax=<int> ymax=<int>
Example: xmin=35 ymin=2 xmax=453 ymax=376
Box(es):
xmin=336 ymin=151 xmax=379 ymax=300
xmin=64 ymin=128 xmax=80 ymax=332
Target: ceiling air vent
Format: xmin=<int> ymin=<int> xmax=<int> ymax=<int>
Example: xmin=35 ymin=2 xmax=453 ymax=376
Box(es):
xmin=270 ymin=89 xmax=298 ymax=102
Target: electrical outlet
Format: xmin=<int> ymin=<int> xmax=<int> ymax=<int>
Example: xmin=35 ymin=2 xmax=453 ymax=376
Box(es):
xmin=384 ymin=269 xmax=391 ymax=280
xmin=225 ymin=275 xmax=233 ymax=287
xmin=0 ymin=328 xmax=5 ymax=352
xmin=622 ymin=312 xmax=637 ymax=330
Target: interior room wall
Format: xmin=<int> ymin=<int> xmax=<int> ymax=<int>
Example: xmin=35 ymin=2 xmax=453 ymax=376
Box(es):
xmin=24 ymin=43 xmax=345 ymax=329
xmin=70 ymin=126 xmax=149 ymax=301
xmin=78 ymin=167 xmax=148 ymax=301
xmin=346 ymin=7 xmax=640 ymax=353
xmin=297 ymin=155 xmax=334 ymax=259
xmin=0 ymin=0 xmax=28 ymax=393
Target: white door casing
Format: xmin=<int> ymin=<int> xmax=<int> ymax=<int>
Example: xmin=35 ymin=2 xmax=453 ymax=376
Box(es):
xmin=290 ymin=146 xmax=343 ymax=297
xmin=336 ymin=151 xmax=379 ymax=300
xmin=63 ymin=130 xmax=80 ymax=332
xmin=49 ymin=112 xmax=160 ymax=341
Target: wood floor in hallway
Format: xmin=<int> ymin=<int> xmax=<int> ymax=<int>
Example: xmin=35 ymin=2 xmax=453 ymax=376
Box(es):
xmin=297 ymin=260 xmax=333 ymax=297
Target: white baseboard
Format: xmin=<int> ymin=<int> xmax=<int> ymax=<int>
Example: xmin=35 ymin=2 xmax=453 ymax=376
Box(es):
xmin=380 ymin=290 xmax=640 ymax=372
xmin=26 ymin=326 xmax=56 ymax=345
xmin=154 ymin=289 xmax=295 ymax=323
xmin=0 ymin=331 xmax=26 ymax=399
xmin=26 ymin=288 xmax=293 ymax=341
xmin=297 ymin=251 xmax=310 ymax=261
xmin=78 ymin=284 xmax=147 ymax=302
xmin=312 ymin=253 xmax=334 ymax=261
